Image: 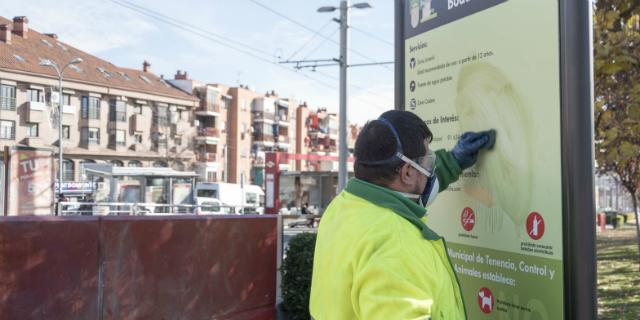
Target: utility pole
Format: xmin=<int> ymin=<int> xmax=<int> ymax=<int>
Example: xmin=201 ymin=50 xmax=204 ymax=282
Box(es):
xmin=285 ymin=1 xmax=382 ymax=191
xmin=40 ymin=57 xmax=83 ymax=215
xmin=338 ymin=0 xmax=349 ymax=192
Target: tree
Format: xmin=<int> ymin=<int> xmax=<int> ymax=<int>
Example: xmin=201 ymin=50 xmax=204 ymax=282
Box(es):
xmin=593 ymin=0 xmax=640 ymax=267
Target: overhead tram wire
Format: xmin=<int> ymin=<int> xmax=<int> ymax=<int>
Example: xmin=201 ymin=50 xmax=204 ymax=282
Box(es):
xmin=111 ymin=0 xmax=390 ymax=115
xmin=301 ymin=28 xmax=340 ymax=61
xmin=113 ymin=0 xmax=274 ymax=59
xmin=247 ymin=0 xmax=393 ymax=72
xmin=109 ymin=0 xmax=338 ymax=90
xmin=351 ymin=25 xmax=394 ymax=47
xmin=313 ymin=69 xmax=393 ymax=110
xmin=286 ymin=19 xmax=334 ymax=61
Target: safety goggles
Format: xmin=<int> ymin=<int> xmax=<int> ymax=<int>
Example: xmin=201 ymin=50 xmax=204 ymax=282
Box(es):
xmin=359 ymin=117 xmax=436 ymax=178
xmin=399 ymin=148 xmax=436 ymax=178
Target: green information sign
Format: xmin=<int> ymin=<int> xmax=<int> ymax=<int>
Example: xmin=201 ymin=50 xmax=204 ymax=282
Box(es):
xmin=395 ymin=0 xmax=596 ymax=319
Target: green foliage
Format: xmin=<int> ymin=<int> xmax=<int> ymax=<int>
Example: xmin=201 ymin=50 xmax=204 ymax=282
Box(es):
xmin=594 ymin=0 xmax=640 ymax=269
xmin=280 ymin=232 xmax=317 ymax=320
xmin=594 ymin=0 xmax=640 ymax=200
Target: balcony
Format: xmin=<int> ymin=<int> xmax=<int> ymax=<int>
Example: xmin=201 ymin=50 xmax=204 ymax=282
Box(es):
xmin=195 ymin=101 xmax=221 ymax=116
xmin=275 ymin=135 xmax=290 ymax=144
xmin=108 ymin=111 xmax=127 ymax=131
xmin=26 ymin=101 xmax=47 ymax=123
xmin=276 ymin=114 xmax=290 ymax=126
xmin=197 ymin=152 xmax=218 ymax=163
xmin=23 ymin=137 xmax=44 ymax=147
xmin=132 ymin=114 xmax=145 ymax=133
xmin=276 ymin=135 xmax=291 ymax=149
xmin=252 ymin=111 xmax=275 ymax=123
xmin=62 ymin=105 xmax=75 ymax=114
xmin=195 ymin=127 xmax=220 ymax=145
xmin=0 ymin=96 xmax=16 ymax=111
xmin=252 ymin=133 xmax=275 ymax=146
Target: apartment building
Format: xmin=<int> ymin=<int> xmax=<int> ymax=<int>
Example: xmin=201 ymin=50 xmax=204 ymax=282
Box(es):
xmin=250 ymin=90 xmax=297 ymax=185
xmin=227 ymin=85 xmax=262 ymax=185
xmin=168 ymin=72 xmax=232 ymax=183
xmin=0 ymin=16 xmax=198 ymax=182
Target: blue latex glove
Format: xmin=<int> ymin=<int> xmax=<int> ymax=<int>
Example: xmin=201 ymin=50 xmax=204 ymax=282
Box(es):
xmin=451 ymin=130 xmax=496 ymax=170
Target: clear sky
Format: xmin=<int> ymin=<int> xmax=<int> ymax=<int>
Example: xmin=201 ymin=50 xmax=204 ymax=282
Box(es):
xmin=1 ymin=0 xmax=395 ymax=124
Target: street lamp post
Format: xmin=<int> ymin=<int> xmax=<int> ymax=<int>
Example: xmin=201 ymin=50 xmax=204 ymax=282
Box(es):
xmin=318 ymin=1 xmax=371 ymax=192
xmin=40 ymin=57 xmax=83 ymax=214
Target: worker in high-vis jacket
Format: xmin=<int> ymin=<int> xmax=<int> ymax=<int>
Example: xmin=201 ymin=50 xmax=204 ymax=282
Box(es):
xmin=310 ymin=110 xmax=496 ymax=319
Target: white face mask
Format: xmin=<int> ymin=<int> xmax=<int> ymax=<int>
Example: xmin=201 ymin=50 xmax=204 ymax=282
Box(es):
xmin=397 ymin=165 xmax=439 ymax=208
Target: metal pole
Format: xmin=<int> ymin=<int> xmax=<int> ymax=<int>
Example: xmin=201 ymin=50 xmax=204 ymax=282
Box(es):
xmin=57 ymin=70 xmax=63 ymax=215
xmin=337 ymin=0 xmax=349 ymax=192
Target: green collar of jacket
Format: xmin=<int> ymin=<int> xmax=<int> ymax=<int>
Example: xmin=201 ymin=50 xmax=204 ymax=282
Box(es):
xmin=344 ymin=178 xmax=441 ymax=241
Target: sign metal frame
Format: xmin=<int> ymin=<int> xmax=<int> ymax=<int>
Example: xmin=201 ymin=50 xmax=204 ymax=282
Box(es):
xmin=394 ymin=1 xmax=596 ymax=319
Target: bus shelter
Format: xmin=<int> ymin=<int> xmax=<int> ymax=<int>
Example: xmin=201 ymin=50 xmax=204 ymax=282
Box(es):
xmin=83 ymin=164 xmax=198 ymax=214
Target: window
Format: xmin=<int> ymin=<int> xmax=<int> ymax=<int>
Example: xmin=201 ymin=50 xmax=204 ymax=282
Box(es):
xmin=111 ymin=160 xmax=124 ymax=167
xmin=153 ymin=133 xmax=167 ymax=149
xmin=128 ymin=160 xmax=143 ymax=167
xmin=197 ymin=189 xmax=217 ymax=198
xmin=79 ymin=159 xmax=95 ymax=178
xmin=179 ymin=109 xmax=188 ymax=121
xmin=117 ymin=72 xmax=131 ymax=81
xmin=109 ymin=100 xmax=127 ymax=122
xmin=0 ymin=120 xmax=15 ymax=140
xmin=241 ymin=99 xmax=247 ymax=111
xmin=96 ymin=67 xmax=112 ymax=78
xmin=0 ymin=85 xmax=16 ymax=110
xmin=173 ymin=161 xmax=185 ymax=171
xmin=241 ymin=123 xmax=248 ymax=140
xmin=81 ymin=96 xmax=100 ymax=119
xmin=40 ymin=39 xmax=53 ymax=47
xmin=109 ymin=129 xmax=126 ymax=146
xmin=133 ymin=134 xmax=143 ymax=144
xmin=62 ymin=125 xmax=70 ymax=140
xmin=139 ymin=75 xmax=151 ymax=84
xmin=26 ymin=123 xmax=38 ymax=137
xmin=62 ymin=159 xmax=74 ymax=181
xmin=62 ymin=94 xmax=71 ymax=106
xmin=13 ymin=54 xmax=25 ymax=62
xmin=82 ymin=127 xmax=100 ymax=145
xmin=27 ymin=89 xmax=43 ymax=102
xmin=206 ymin=172 xmax=217 ymax=182
xmin=152 ymin=161 xmax=168 ymax=168
xmin=69 ymin=65 xmax=82 ymax=73
xmin=153 ymin=105 xmax=169 ymax=126
xmin=56 ymin=42 xmax=68 ymax=51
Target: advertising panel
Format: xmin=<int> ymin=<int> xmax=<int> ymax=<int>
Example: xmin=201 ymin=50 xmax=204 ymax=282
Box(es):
xmin=401 ymin=1 xmax=567 ymax=318
xmin=5 ymin=147 xmax=54 ymax=215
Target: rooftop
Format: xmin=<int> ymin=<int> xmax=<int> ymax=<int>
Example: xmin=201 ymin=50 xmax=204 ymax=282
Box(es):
xmin=0 ymin=16 xmax=196 ymax=102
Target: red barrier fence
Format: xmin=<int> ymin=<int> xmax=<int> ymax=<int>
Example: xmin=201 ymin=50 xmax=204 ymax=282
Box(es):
xmin=0 ymin=215 xmax=277 ymax=320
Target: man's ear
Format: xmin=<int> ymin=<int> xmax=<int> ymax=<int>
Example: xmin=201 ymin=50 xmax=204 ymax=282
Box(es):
xmin=398 ymin=163 xmax=415 ymax=186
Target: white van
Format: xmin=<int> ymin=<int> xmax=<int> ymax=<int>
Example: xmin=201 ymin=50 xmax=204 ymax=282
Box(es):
xmin=195 ymin=198 xmax=233 ymax=215
xmin=195 ymin=182 xmax=265 ymax=214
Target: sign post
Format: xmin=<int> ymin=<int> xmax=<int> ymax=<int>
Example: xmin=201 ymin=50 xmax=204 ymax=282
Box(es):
xmin=395 ymin=0 xmax=596 ymax=319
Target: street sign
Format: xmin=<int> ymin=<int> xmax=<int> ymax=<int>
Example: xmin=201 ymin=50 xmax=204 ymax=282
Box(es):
xmin=395 ymin=0 xmax=595 ymax=319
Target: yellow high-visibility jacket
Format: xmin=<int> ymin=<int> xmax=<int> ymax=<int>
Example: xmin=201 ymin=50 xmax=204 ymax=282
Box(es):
xmin=310 ymin=150 xmax=467 ymax=320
